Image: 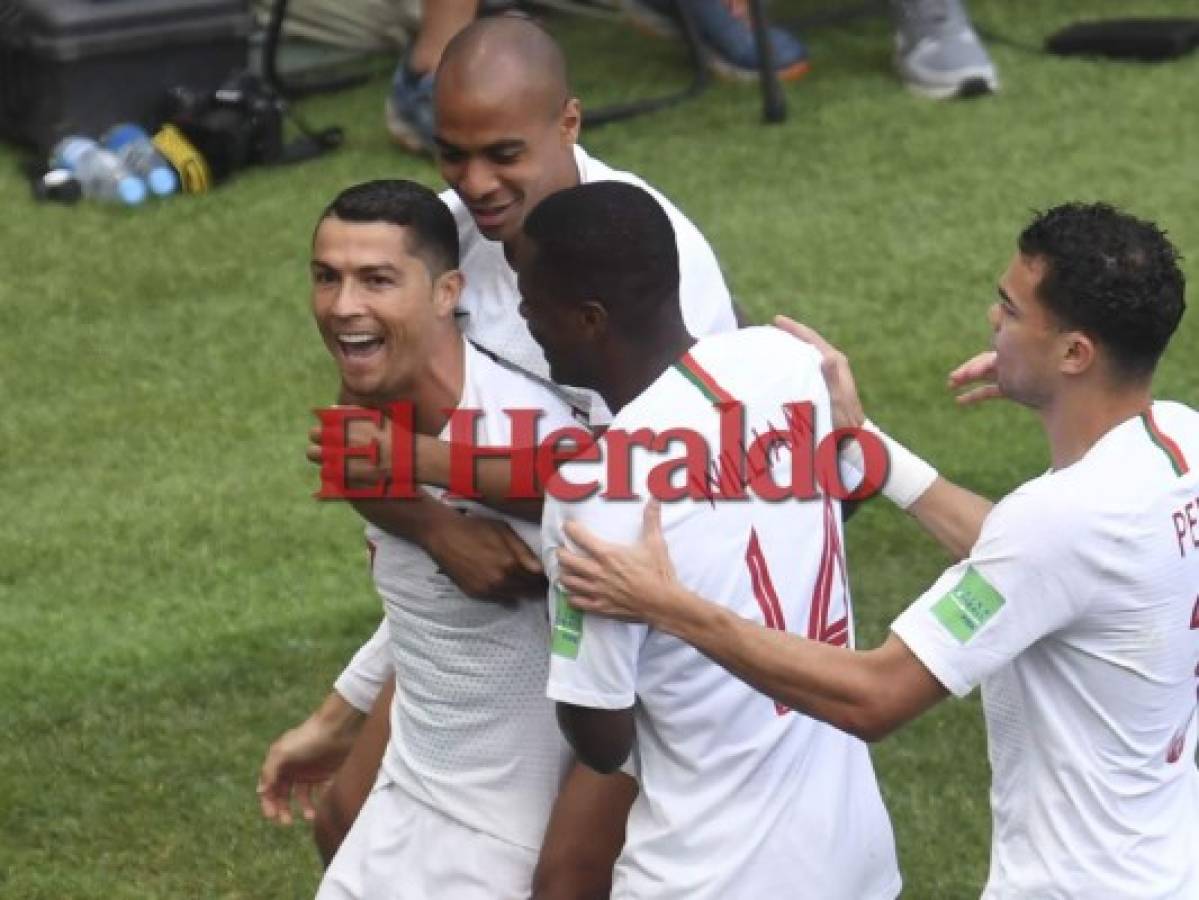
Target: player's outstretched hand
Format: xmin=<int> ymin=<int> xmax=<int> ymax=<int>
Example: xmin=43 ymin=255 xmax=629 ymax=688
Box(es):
xmin=426 ymin=512 xmax=547 ymax=602
xmin=948 ymin=351 xmax=1003 ymax=406
xmin=257 ymin=699 xmax=361 ymax=827
xmin=771 ymin=316 xmax=866 ymax=430
xmin=558 ymin=501 xmax=680 ymax=626
xmin=307 ymin=406 xmax=395 ymax=489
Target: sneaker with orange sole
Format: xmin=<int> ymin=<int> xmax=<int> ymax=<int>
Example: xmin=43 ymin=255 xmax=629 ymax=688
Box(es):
xmin=622 ymin=0 xmax=811 ymax=82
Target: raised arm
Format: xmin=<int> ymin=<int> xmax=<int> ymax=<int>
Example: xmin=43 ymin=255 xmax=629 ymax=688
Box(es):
xmin=904 ymin=477 xmax=993 ymax=560
xmin=405 ymin=433 xmax=544 ymax=523
xmin=773 ymin=316 xmax=993 ymax=558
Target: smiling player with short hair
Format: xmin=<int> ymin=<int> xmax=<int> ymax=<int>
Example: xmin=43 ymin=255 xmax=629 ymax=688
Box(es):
xmin=262 ymin=178 xmax=585 ymax=899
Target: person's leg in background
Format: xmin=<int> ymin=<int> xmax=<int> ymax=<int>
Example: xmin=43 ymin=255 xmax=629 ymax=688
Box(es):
xmin=257 ymin=0 xmax=416 ymax=51
xmin=623 ymin=0 xmax=996 ymax=101
xmin=890 ymin=0 xmax=998 ymax=99
xmin=407 ymin=0 xmax=481 ymax=73
xmin=386 ymin=0 xmax=479 ymax=153
xmin=622 ymin=0 xmax=811 ymax=83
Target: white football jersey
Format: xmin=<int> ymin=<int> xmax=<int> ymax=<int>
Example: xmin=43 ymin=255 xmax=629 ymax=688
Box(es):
xmin=369 ymin=338 xmax=577 ymax=851
xmin=893 ymin=401 xmax=1199 ymax=898
xmin=544 ymin=328 xmax=901 ymax=899
xmin=443 ymin=143 xmax=737 ymax=426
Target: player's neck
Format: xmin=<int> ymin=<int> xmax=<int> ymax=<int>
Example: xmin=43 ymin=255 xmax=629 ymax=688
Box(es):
xmin=363 ymin=330 xmax=465 ymax=435
xmin=411 ymin=330 xmax=466 ymax=435
xmin=600 ymin=327 xmax=696 ymax=415
xmin=1040 ymin=379 xmax=1152 ymax=470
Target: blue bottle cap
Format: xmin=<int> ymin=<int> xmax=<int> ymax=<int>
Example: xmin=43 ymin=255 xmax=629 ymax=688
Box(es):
xmin=102 ymin=123 xmax=146 ymax=152
xmin=118 ymin=176 xmax=148 ymax=206
xmin=147 ymin=166 xmax=177 ymax=197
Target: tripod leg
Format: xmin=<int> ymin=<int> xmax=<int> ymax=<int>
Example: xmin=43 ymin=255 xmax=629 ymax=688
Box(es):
xmin=746 ymin=0 xmax=786 ymax=123
xmin=262 ymin=0 xmax=289 ymax=92
xmin=671 ymin=0 xmax=714 ymax=82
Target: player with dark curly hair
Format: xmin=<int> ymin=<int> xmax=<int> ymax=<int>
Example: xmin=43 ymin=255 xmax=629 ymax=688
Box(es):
xmin=1016 ymin=202 xmax=1185 ymax=378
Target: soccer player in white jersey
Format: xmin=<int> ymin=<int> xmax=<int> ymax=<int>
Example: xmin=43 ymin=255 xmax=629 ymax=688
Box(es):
xmin=512 ymin=180 xmax=902 ymax=899
xmin=257 ymin=178 xmax=601 ymax=899
xmin=271 ymin=13 xmax=738 ymax=875
xmin=557 ymin=203 xmax=1199 ymax=898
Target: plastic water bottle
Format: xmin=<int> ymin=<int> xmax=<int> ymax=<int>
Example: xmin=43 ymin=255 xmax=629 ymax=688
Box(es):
xmin=49 ymin=136 xmax=147 ymax=206
xmin=101 ymin=124 xmax=178 ymax=198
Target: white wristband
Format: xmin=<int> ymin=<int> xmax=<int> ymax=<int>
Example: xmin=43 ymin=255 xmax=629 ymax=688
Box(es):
xmin=864 ymin=420 xmax=938 ymax=509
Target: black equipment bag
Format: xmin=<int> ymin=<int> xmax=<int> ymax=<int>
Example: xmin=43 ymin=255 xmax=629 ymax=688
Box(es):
xmin=1046 ymin=18 xmax=1199 ymax=62
xmin=0 ymin=0 xmax=251 ymax=151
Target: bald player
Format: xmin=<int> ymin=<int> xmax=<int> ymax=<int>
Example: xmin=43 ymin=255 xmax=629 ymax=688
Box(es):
xmin=260 ymin=13 xmax=738 ymax=893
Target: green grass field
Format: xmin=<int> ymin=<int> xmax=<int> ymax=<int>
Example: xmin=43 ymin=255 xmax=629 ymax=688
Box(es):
xmin=2 ymin=1 xmax=1197 ymax=896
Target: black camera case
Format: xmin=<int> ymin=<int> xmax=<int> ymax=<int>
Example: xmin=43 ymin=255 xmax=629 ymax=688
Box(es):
xmin=165 ymin=71 xmax=287 ymax=180
xmin=0 ymin=0 xmax=251 ymax=150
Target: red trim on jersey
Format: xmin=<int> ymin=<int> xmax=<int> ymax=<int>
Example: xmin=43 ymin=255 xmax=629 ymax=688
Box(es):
xmin=674 ymin=351 xmax=737 ymax=406
xmin=1142 ymin=409 xmax=1189 ymax=476
xmin=745 ymin=528 xmax=789 ymax=716
xmin=746 ymin=528 xmax=787 ymax=633
xmin=810 ymin=495 xmax=849 ymax=647
xmin=809 ymin=507 xmax=833 ymax=639
xmin=1166 ymin=717 xmax=1192 ymax=764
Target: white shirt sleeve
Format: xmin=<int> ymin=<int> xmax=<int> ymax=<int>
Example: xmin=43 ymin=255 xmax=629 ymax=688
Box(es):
xmin=542 ymin=483 xmax=647 ymax=710
xmin=891 ymin=485 xmax=1091 ymax=697
xmin=665 ymin=201 xmax=737 ymax=338
xmin=333 ymin=618 xmax=393 ymax=713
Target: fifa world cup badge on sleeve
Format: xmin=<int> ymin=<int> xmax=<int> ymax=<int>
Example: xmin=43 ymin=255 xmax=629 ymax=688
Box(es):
xmin=552 ymin=582 xmax=584 ymax=659
xmin=931 ymin=566 xmax=1006 ymax=644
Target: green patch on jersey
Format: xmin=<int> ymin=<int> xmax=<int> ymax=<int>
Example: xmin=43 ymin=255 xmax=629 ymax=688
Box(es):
xmin=931 ymin=566 xmax=1005 ymax=644
xmin=551 ymin=582 xmax=584 ymax=659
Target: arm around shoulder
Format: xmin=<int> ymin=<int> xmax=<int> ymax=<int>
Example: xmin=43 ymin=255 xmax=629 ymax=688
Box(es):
xmin=663 ymin=592 xmax=948 ymax=743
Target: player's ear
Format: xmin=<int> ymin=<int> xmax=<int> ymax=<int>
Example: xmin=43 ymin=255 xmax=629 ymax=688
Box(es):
xmin=559 ymin=97 xmax=581 ymax=145
xmin=432 ymin=269 xmax=464 ymax=318
xmin=1059 ymin=329 xmax=1095 ymax=377
xmin=578 ymin=299 xmax=607 ymax=338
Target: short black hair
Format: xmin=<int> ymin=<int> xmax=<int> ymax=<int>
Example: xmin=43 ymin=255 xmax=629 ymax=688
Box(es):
xmin=1018 ymin=203 xmax=1185 ymax=379
xmin=522 ymin=181 xmax=679 ymax=335
xmin=319 ymin=179 xmax=459 ymax=275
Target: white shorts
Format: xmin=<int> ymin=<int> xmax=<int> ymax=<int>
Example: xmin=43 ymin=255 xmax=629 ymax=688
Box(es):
xmin=315 ymin=776 xmax=539 ymax=900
